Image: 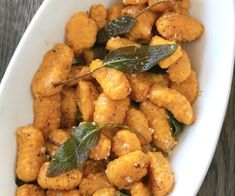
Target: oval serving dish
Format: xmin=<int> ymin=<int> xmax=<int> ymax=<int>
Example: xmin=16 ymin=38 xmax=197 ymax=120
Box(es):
xmin=0 ymin=0 xmax=234 ymax=195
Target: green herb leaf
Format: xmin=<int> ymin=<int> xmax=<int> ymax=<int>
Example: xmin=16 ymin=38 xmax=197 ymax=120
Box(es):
xmin=97 ymin=16 xmax=136 ymax=43
xmin=91 ymin=45 xmax=108 ymax=60
xmin=47 ymin=122 xmax=101 ymax=177
xmin=167 ymin=111 xmax=184 ymax=135
xmin=15 ymin=178 xmax=25 ymax=187
xmin=103 ymin=45 xmax=177 ymax=74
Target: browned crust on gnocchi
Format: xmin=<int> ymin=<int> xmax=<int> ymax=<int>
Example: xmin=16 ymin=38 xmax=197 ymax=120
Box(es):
xmin=66 ymin=12 xmax=97 ymax=56
xmin=32 ymin=44 xmax=74 ymax=98
xmin=149 ymin=85 xmax=195 ymax=125
xmin=16 ymin=126 xmax=46 ymax=182
xmin=156 ymin=12 xmax=204 ymax=42
xmin=148 ymin=152 xmax=174 ymax=196
xmin=33 ymin=93 xmax=62 ymax=137
xmin=37 ymin=162 xmax=83 ymax=190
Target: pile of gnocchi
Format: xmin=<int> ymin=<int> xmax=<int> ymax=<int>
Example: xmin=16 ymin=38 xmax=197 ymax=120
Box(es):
xmin=15 ymin=0 xmax=203 ymax=195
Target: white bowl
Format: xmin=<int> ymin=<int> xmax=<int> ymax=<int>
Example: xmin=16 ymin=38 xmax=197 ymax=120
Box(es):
xmin=0 ymin=0 xmax=234 ymax=195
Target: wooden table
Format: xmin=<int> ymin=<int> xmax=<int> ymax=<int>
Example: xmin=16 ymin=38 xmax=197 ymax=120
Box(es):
xmin=0 ymin=0 xmax=234 ymax=195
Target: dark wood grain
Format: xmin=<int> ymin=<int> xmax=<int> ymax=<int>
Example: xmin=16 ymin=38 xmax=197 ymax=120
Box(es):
xmin=0 ymin=0 xmax=234 ymax=195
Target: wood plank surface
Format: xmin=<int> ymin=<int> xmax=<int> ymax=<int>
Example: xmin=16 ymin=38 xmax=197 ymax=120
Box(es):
xmin=0 ymin=0 xmax=234 ymax=195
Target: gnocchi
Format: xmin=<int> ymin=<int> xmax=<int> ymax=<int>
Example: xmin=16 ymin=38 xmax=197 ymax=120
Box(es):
xmin=148 ymin=152 xmax=174 ymax=196
xmin=16 ymin=126 xmax=46 ymax=182
xmin=94 ymin=93 xmax=130 ymax=125
xmin=32 ymin=44 xmax=73 ymax=98
xmin=106 ymin=151 xmax=150 ymax=189
xmin=156 ymin=12 xmax=204 ymax=42
xmin=90 ymin=4 xmax=107 ymax=29
xmin=149 ymin=85 xmax=195 ymax=125
xmin=77 ymin=80 xmax=99 ymax=121
xmin=125 ymin=107 xmax=152 ymax=143
xmin=61 ymin=87 xmax=78 ymax=128
xmin=112 ymin=130 xmax=142 ymax=156
xmin=33 ymin=93 xmax=62 ymax=137
xmin=90 ymin=59 xmax=131 ymax=100
xmin=66 ymin=12 xmax=97 ymax=56
xmin=171 ymin=71 xmax=199 ymax=104
xmin=79 ymin=172 xmax=113 ymax=195
xmin=140 ymin=101 xmax=177 ymax=153
xmin=38 ymin=162 xmax=83 ymax=190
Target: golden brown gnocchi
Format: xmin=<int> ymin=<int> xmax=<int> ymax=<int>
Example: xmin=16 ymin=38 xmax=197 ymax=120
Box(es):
xmin=33 ymin=93 xmax=61 ymax=137
xmin=171 ymin=71 xmax=199 ymax=104
xmin=145 ymin=73 xmax=169 ymax=87
xmin=79 ymin=172 xmax=113 ymax=195
xmin=156 ymin=12 xmax=204 ymax=42
xmin=61 ymin=87 xmax=78 ymax=128
xmin=79 ymin=160 xmax=106 ymax=177
xmin=149 ymin=85 xmax=195 ymax=125
xmin=112 ymin=130 xmax=142 ymax=156
xmin=38 ymin=162 xmax=83 ymax=190
xmin=140 ymin=101 xmax=177 ymax=153
xmin=32 ymin=44 xmax=74 ymax=98
xmin=125 ymin=107 xmax=152 ymax=143
xmin=66 ymin=12 xmax=97 ymax=56
xmin=90 ymin=59 xmax=131 ymax=100
xmin=130 ymin=182 xmax=151 ymax=196
xmin=90 ymin=134 xmax=111 ymax=160
xmin=77 ymin=80 xmax=99 ymax=121
xmin=90 ymin=4 xmax=107 ymax=29
xmin=148 ymin=152 xmax=174 ymax=196
xmin=94 ymin=93 xmax=130 ymax=125
xmin=167 ymin=50 xmax=192 ymax=83
xmin=16 ymin=126 xmax=46 ymax=182
xmin=106 ymin=151 xmax=150 ymax=189
xmin=107 ymin=4 xmax=123 ymax=21
xmin=126 ymin=73 xmax=151 ymax=102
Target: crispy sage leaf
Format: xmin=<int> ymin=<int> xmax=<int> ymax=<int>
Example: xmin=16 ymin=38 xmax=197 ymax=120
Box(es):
xmin=167 ymin=111 xmax=184 ymax=135
xmin=91 ymin=45 xmax=108 ymax=60
xmin=47 ymin=122 xmax=101 ymax=177
xmin=97 ymin=16 xmax=136 ymax=43
xmin=15 ymin=178 xmax=25 ymax=187
xmin=103 ymin=45 xmax=177 ymax=74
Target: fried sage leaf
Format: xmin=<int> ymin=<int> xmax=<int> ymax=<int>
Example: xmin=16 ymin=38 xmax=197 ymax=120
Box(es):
xmin=103 ymin=45 xmax=177 ymax=74
xmin=167 ymin=111 xmax=184 ymax=135
xmin=53 ymin=44 xmax=177 ymax=87
xmin=47 ymin=122 xmax=101 ymax=177
xmin=97 ymin=16 xmax=136 ymax=43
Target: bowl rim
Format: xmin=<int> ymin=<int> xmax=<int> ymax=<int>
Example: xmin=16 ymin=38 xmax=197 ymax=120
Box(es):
xmin=0 ymin=0 xmax=234 ymax=195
